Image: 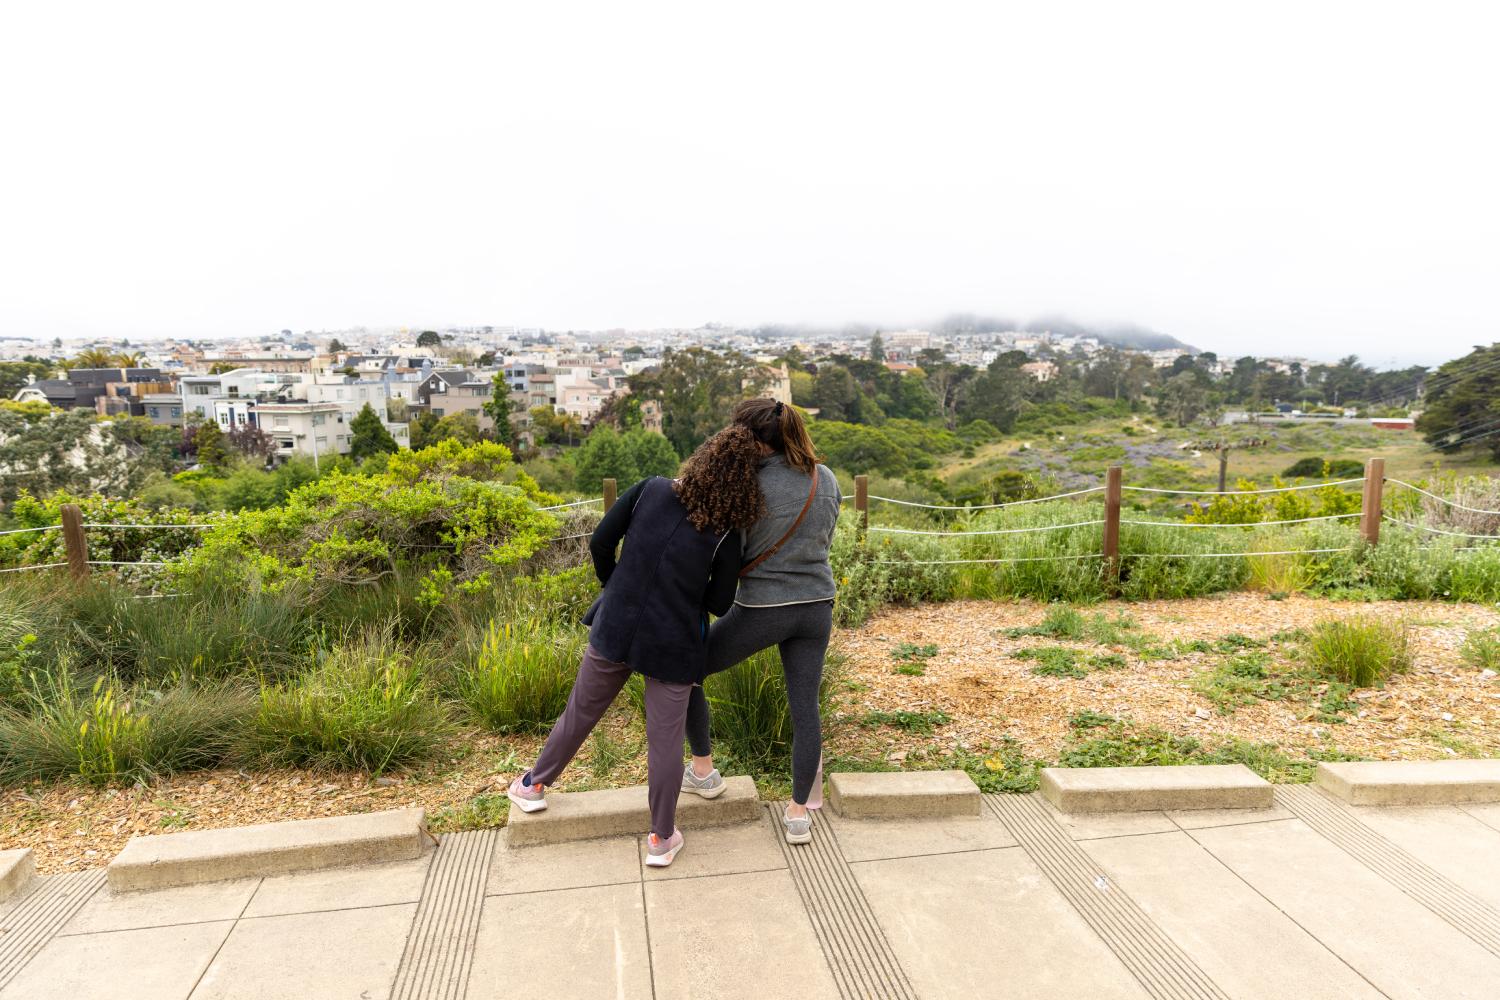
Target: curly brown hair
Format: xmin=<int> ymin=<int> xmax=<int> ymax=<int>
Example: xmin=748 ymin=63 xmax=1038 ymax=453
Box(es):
xmin=674 ymin=424 xmax=768 ymax=533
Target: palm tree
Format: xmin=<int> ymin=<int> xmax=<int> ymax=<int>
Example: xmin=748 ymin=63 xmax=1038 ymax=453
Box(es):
xmin=115 ymin=351 xmax=146 ymax=368
xmin=69 ymin=348 xmax=120 ymax=368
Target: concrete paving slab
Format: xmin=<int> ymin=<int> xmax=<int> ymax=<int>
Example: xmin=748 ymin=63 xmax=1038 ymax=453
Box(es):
xmin=640 ymin=807 xmax=785 ymax=880
xmin=1463 ymin=802 xmax=1500 ymax=834
xmin=1166 ymin=803 xmax=1295 ymax=830
xmin=505 ymin=776 xmax=759 ymax=846
xmin=1035 ymin=794 xmax=1177 ymax=840
xmin=486 ymin=832 xmax=640 ymax=896
xmin=469 ymin=882 xmax=651 ymax=1000
xmin=826 ymin=811 xmax=1017 ymax=863
xmin=58 ymin=878 xmax=257 ymax=937
xmin=190 ymin=903 xmax=417 ymax=999
xmin=646 ymin=868 xmax=842 ymax=1000
xmin=1085 ymin=830 xmax=1384 ymax=999
xmin=1042 ymin=764 xmax=1272 ymax=813
xmin=1345 ymin=803 xmax=1500 ymax=910
xmin=241 ymin=853 xmax=431 ymax=918
xmin=0 ymin=851 xmax=33 ymax=905
xmin=108 ymin=807 xmax=426 ymax=891
xmin=0 ymin=920 xmax=231 ymax=1000
xmin=853 ymin=847 xmax=1150 ymax=999
xmin=1190 ymin=818 xmax=1500 ymax=998
xmin=1317 ymin=759 xmax=1500 ymax=805
xmin=827 ymin=769 xmax=979 ymax=818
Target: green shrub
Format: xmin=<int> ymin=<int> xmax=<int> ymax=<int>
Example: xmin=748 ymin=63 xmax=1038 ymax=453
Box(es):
xmin=0 ymin=673 xmax=253 ymax=785
xmin=891 ymin=642 xmax=939 ymax=662
xmin=241 ymin=632 xmax=450 ymax=773
xmin=1068 ymin=709 xmax=1116 ymax=730
xmin=457 ymin=619 xmax=584 ymax=733
xmin=1302 ymin=618 xmax=1411 ymax=688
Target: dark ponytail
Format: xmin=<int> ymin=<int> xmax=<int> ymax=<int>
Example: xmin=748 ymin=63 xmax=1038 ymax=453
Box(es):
xmin=731 ymin=398 xmax=820 ymax=475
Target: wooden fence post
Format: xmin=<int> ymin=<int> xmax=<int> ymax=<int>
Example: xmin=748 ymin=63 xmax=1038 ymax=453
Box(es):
xmin=60 ymin=503 xmax=89 ymax=581
xmin=1360 ymin=458 xmax=1385 ymax=546
xmin=854 ymin=475 xmax=869 ymax=542
xmin=603 ymin=478 xmax=617 ymax=513
xmin=1102 ymin=465 xmax=1122 ymax=588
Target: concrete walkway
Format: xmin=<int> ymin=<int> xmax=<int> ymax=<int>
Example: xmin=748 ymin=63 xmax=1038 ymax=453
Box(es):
xmin=3 ymin=788 xmax=1500 ymax=999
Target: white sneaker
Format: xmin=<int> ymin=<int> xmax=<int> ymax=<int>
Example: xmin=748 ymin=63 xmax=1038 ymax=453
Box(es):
xmin=782 ymin=806 xmax=813 ymax=845
xmin=681 ymin=763 xmax=726 ymax=799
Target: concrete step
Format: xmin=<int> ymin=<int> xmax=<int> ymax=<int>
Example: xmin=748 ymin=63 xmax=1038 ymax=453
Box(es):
xmin=1041 ymin=764 xmax=1272 ymax=813
xmin=827 ymin=770 xmax=980 ymax=819
xmin=0 ymin=849 xmax=34 ymax=904
xmin=1315 ymin=759 xmax=1500 ymax=806
xmin=107 ymin=807 xmax=427 ymax=892
xmin=506 ymin=775 xmax=760 ymax=846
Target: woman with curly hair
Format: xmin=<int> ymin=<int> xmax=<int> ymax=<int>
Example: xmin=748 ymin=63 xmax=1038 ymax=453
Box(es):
xmin=508 ymin=424 xmax=766 ymax=867
xmin=681 ymin=398 xmax=842 ymax=846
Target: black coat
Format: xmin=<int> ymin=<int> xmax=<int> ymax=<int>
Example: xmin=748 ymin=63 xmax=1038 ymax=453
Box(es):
xmin=582 ymin=477 xmax=742 ymax=684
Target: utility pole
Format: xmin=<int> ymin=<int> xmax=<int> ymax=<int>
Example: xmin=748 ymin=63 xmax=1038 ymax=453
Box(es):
xmin=1186 ymin=437 xmax=1267 ymax=491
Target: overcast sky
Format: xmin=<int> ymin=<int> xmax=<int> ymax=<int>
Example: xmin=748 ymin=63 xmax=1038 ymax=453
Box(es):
xmin=2 ymin=2 xmax=1496 ymax=366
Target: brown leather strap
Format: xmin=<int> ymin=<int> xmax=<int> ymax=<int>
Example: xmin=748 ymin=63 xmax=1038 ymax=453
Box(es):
xmin=739 ymin=471 xmax=820 ymax=577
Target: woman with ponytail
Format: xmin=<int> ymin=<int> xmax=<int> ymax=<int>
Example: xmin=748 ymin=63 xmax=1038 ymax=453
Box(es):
xmin=507 ymin=425 xmax=766 ymax=867
xmin=680 ymin=398 xmax=842 ymax=845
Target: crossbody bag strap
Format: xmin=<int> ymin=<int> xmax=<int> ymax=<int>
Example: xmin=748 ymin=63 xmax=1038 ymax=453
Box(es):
xmin=739 ymin=470 xmax=820 ymax=578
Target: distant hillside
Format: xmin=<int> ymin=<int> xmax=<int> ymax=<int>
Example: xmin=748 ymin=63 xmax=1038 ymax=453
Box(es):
xmin=939 ymin=314 xmax=1198 ymax=353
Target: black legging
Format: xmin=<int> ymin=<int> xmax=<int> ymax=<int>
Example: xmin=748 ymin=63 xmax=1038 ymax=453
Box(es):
xmin=685 ymin=600 xmax=833 ymax=805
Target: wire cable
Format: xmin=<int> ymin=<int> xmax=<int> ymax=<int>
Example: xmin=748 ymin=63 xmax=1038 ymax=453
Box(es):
xmin=1383 ymin=478 xmax=1500 ymax=516
xmin=1120 ymin=513 xmax=1360 ymax=529
xmin=868 ymin=519 xmax=1104 ymax=537
xmin=868 ymin=487 xmax=1105 ymax=510
xmin=1120 ymin=478 xmax=1363 ymax=496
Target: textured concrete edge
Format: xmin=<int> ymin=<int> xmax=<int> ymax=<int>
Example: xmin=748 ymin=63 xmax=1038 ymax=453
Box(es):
xmin=0 ymin=848 xmax=35 ymax=904
xmin=1039 ymin=765 xmax=1274 ymax=813
xmin=505 ymin=777 xmax=761 ymax=847
xmin=826 ymin=770 xmax=981 ymax=819
xmin=1314 ymin=761 xmax=1500 ymax=806
xmin=106 ymin=808 xmax=427 ymax=892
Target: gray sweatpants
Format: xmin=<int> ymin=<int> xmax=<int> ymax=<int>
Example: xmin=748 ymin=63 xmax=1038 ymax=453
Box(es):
xmin=529 ymin=645 xmax=692 ymax=840
xmin=685 ymin=601 xmax=833 ymax=805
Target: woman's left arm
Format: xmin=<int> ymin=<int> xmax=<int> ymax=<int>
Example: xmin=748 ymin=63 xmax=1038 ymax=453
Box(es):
xmin=703 ymin=532 xmax=744 ymax=616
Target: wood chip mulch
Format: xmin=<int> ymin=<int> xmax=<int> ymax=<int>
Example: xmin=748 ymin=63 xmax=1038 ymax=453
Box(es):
xmin=829 ymin=594 xmax=1500 ymax=768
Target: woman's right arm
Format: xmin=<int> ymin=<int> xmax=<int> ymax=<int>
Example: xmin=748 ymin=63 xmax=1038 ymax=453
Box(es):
xmin=588 ymin=478 xmax=648 ymax=585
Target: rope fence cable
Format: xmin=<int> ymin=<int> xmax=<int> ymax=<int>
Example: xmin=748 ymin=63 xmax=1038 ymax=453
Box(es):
xmin=867 ymin=486 xmax=1105 ymax=510
xmin=1120 ymin=512 xmax=1361 ymax=529
xmin=0 ymin=525 xmax=61 ymax=537
xmin=1123 ymin=547 xmax=1356 ymax=559
xmin=81 ymin=522 xmax=216 ymax=530
xmin=0 ymin=562 xmax=69 ymax=574
xmin=868 ymin=519 xmax=1105 ymax=537
xmin=875 ymin=553 xmax=1103 ymax=566
xmin=538 ymin=498 xmax=603 ymax=511
xmin=1383 ymin=478 xmax=1500 ymax=517
xmin=1119 ymin=477 xmax=1364 ymax=496
xmin=1381 ymin=516 xmax=1500 ymax=540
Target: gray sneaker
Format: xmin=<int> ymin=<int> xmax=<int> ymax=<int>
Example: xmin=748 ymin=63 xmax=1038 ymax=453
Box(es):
xmin=782 ymin=806 xmax=813 ymax=845
xmin=681 ymin=763 xmax=726 ymax=799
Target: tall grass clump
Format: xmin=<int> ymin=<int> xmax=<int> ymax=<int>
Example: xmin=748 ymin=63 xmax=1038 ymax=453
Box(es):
xmin=0 ymin=671 xmax=253 ymax=785
xmin=704 ymin=647 xmax=834 ymax=775
xmin=240 ymin=630 xmax=450 ymax=773
xmin=457 ymin=618 xmax=584 ymax=733
xmin=1460 ymin=627 xmax=1500 ymax=672
xmin=1302 ymin=618 xmax=1411 ymax=688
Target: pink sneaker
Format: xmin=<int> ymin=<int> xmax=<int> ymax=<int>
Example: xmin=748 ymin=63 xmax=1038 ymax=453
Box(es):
xmin=645 ymin=828 xmax=684 ymax=867
xmin=507 ymin=773 xmax=547 ymax=813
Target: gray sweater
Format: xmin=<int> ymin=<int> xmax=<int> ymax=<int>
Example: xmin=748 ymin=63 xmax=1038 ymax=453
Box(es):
xmin=735 ymin=453 xmax=841 ymax=607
